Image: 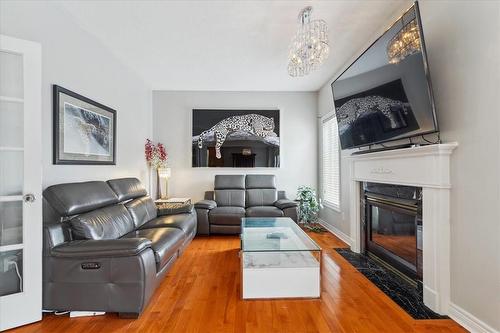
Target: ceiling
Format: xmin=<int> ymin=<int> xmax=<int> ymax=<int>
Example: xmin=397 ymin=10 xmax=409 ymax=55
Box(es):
xmin=57 ymin=0 xmax=411 ymax=92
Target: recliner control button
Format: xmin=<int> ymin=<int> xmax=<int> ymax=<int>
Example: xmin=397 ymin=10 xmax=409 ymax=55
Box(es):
xmin=81 ymin=262 xmax=101 ymax=270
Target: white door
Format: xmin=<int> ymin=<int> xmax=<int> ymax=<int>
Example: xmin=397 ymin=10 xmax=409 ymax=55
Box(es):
xmin=0 ymin=35 xmax=42 ymax=331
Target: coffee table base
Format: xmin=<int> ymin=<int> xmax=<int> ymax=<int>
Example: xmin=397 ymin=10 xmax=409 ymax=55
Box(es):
xmin=241 ymin=251 xmax=321 ymax=299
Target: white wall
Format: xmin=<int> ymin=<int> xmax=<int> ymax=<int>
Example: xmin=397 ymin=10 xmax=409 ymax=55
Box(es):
xmin=153 ymin=91 xmax=317 ymax=202
xmin=0 ymin=0 xmax=152 ymax=188
xmin=318 ymin=1 xmax=500 ymax=331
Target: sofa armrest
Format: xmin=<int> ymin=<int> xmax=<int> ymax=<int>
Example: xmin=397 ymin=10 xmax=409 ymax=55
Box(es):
xmin=195 ymin=199 xmax=217 ymax=210
xmin=274 ymin=199 xmax=298 ymax=210
xmin=51 ymin=238 xmax=152 ymax=258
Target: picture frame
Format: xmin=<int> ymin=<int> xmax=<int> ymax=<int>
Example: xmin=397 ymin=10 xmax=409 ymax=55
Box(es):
xmin=192 ymin=109 xmax=280 ymax=168
xmin=53 ymin=85 xmax=116 ymax=165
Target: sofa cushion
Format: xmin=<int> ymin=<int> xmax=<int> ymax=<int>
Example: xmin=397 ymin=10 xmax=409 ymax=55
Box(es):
xmin=245 ymin=189 xmax=277 ymax=207
xmin=245 ymin=175 xmax=276 ymax=189
xmin=141 ymin=212 xmax=196 ymax=236
xmin=245 ymin=206 xmax=284 ymax=218
xmin=214 ymin=175 xmax=245 ymax=189
xmin=70 ymin=204 xmax=134 ymax=240
xmin=125 ymin=196 xmax=158 ymax=228
xmin=214 ymin=189 xmax=245 ymax=207
xmin=122 ymin=228 xmax=185 ymax=270
xmin=44 ymin=181 xmax=119 ymax=217
xmin=107 ymin=178 xmax=147 ymax=202
xmin=209 ymin=206 xmax=245 ymax=226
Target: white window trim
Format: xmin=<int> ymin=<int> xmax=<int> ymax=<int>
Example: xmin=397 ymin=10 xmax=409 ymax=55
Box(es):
xmin=323 ymin=200 xmax=341 ymax=212
xmin=320 ymin=110 xmax=341 ymax=213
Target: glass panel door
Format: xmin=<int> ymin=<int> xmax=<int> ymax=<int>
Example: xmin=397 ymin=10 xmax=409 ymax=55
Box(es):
xmin=0 ymin=34 xmax=42 ymax=331
xmin=0 ymin=50 xmax=25 ymax=298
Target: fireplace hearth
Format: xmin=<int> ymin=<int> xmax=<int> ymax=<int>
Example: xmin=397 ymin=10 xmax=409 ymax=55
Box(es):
xmin=361 ymin=182 xmax=423 ymax=290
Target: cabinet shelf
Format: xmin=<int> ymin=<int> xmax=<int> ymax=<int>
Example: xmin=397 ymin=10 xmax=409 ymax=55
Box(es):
xmin=0 ymin=196 xmax=23 ymax=202
xmin=0 ymin=96 xmax=23 ymax=103
xmin=0 ymin=147 xmax=23 ymax=152
xmin=0 ymin=244 xmax=23 ymax=252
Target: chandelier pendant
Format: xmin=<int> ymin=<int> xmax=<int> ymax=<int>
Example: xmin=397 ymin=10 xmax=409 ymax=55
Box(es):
xmin=288 ymin=6 xmax=330 ymax=77
xmin=387 ymin=18 xmax=421 ymax=64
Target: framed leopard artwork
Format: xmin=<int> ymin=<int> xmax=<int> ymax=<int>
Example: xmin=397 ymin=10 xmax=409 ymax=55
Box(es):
xmin=192 ymin=109 xmax=280 ymax=168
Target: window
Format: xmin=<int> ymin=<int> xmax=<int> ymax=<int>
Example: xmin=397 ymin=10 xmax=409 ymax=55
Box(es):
xmin=321 ymin=112 xmax=340 ymax=210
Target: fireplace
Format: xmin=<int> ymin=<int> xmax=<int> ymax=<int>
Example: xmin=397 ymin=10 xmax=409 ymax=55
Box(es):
xmin=362 ymin=182 xmax=423 ymax=288
xmin=348 ymin=143 xmax=457 ymax=314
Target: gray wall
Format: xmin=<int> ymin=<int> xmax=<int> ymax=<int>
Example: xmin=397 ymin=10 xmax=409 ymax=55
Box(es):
xmin=0 ymin=1 xmax=153 ymax=188
xmin=153 ymin=91 xmax=318 ymax=202
xmin=318 ymin=1 xmax=500 ymax=330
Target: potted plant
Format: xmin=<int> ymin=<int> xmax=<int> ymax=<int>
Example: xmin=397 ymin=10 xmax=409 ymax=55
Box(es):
xmin=296 ymin=185 xmax=325 ymax=232
xmin=145 ymin=139 xmax=168 ymax=198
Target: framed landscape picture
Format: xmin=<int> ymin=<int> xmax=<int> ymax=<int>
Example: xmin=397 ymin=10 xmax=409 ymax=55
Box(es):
xmin=53 ymin=85 xmax=116 ymax=165
xmin=192 ymin=109 xmax=280 ymax=168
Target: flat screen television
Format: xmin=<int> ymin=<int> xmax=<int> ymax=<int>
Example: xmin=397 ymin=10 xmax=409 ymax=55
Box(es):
xmin=331 ymin=2 xmax=438 ymax=150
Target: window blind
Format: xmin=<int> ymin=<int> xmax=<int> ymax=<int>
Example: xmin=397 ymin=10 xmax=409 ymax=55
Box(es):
xmin=321 ymin=115 xmax=340 ymax=209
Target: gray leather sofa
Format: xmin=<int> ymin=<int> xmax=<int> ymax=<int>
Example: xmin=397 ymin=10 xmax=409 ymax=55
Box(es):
xmin=42 ymin=178 xmax=196 ymax=318
xmin=195 ymin=175 xmax=298 ymax=235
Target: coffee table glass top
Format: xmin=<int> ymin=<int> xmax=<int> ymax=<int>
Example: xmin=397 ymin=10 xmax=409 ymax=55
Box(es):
xmin=241 ymin=217 xmax=321 ymax=252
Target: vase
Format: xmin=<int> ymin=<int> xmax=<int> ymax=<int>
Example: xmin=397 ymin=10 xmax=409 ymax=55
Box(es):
xmin=157 ymin=167 xmax=171 ymax=199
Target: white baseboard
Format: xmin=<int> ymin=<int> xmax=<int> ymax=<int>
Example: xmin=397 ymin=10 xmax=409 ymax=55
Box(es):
xmin=317 ymin=219 xmax=353 ymax=247
xmin=449 ymin=302 xmax=499 ymax=333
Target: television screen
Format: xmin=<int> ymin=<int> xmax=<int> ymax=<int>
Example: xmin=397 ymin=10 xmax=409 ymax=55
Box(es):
xmin=331 ymin=3 xmax=438 ymax=150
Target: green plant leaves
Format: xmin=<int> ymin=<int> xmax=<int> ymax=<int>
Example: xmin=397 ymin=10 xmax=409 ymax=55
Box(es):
xmin=297 ymin=185 xmax=321 ymax=223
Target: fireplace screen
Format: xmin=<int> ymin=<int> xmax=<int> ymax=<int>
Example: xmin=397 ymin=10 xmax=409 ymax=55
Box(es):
xmin=363 ymin=182 xmax=423 ymax=282
xmin=369 ymin=205 xmax=417 ymax=267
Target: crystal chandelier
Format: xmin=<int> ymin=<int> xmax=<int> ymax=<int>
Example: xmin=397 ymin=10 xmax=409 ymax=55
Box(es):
xmin=387 ymin=18 xmax=420 ymax=64
xmin=288 ymin=6 xmax=329 ymax=77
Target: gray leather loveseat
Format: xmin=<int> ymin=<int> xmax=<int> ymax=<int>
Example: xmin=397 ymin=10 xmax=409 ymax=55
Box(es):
xmin=42 ymin=178 xmax=196 ymax=318
xmin=195 ymin=175 xmax=298 ymax=234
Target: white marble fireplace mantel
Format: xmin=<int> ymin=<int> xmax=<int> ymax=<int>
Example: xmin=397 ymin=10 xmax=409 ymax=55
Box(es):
xmin=348 ymin=143 xmax=458 ymax=315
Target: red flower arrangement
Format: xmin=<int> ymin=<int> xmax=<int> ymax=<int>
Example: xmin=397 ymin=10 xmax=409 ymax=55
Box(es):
xmin=145 ymin=139 xmax=168 ymax=169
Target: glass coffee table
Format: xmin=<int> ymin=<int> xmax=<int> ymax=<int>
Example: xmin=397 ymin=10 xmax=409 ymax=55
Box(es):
xmin=240 ymin=217 xmax=321 ymax=299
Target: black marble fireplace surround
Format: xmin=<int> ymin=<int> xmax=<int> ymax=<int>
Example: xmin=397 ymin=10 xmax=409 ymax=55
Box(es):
xmin=336 ymin=248 xmax=447 ymax=320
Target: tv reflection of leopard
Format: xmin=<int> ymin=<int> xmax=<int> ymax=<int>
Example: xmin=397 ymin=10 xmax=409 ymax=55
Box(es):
xmin=336 ymin=95 xmax=419 ymax=148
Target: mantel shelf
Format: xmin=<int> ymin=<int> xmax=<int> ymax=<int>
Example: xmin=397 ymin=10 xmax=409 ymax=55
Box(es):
xmin=348 ymin=143 xmax=459 ymax=161
xmin=348 ymin=142 xmax=458 ymax=189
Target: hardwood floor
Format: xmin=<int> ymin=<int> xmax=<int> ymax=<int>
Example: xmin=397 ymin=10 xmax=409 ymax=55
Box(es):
xmin=10 ymin=232 xmax=466 ymax=333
